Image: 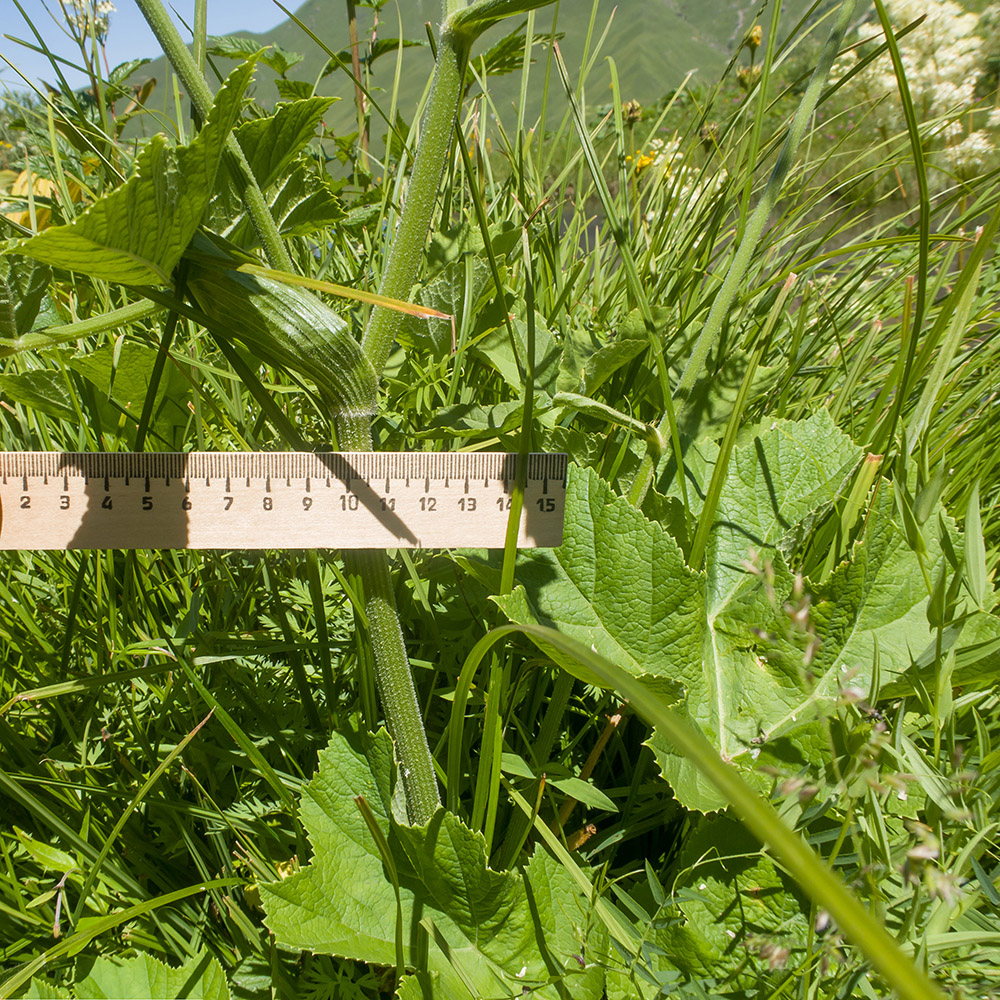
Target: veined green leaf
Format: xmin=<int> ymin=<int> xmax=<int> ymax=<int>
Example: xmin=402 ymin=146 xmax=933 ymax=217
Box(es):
xmin=11 ymin=60 xmax=256 ymax=285
xmin=207 ymin=35 xmax=303 ymax=75
xmin=233 ymin=98 xmax=335 ymax=192
xmin=67 ymin=341 xmax=190 ymax=427
xmin=493 ymin=412 xmax=953 ymax=811
xmin=473 ymin=315 xmax=561 ymax=397
xmin=397 ymin=256 xmax=494 ymax=357
xmin=556 ymin=310 xmax=648 ymax=397
xmin=23 ymin=982 xmax=72 ymax=999
xmin=223 ymin=160 xmax=344 ymax=247
xmin=661 ymin=816 xmax=807 ymax=980
xmin=15 ymin=827 xmax=76 ymax=872
xmin=28 ymin=950 xmax=230 ymax=1000
xmin=0 ymin=370 xmax=77 ymax=422
xmin=261 ymin=729 xmax=609 ymax=999
xmin=0 ymin=254 xmax=51 ymax=337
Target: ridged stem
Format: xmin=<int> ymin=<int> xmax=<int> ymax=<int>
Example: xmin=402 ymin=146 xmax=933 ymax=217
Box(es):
xmin=338 ymin=18 xmax=475 ymax=823
xmin=336 ymin=414 xmax=441 ymax=824
xmin=360 ymin=23 xmax=469 ymax=375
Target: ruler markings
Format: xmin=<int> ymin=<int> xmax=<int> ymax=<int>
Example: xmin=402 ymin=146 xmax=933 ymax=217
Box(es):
xmin=0 ymin=452 xmax=567 ymax=550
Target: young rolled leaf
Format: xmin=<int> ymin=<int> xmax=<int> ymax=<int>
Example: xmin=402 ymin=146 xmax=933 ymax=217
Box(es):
xmin=184 ymin=242 xmax=378 ymax=418
xmin=10 ymin=60 xmax=257 ymax=286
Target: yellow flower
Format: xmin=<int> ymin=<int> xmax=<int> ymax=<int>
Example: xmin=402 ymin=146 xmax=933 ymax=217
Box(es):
xmin=746 ymin=24 xmax=762 ymax=53
xmin=633 ymin=153 xmax=655 ymax=177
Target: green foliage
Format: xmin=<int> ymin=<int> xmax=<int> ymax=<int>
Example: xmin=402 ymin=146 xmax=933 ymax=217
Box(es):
xmin=232 ymin=98 xmax=337 ymax=191
xmin=497 ymin=415 xmax=1000 ymax=814
xmin=27 ymin=950 xmax=230 ymax=999
xmin=11 ymin=61 xmax=256 ymax=285
xmin=3 ymin=0 xmax=1000 ymax=997
xmin=208 ymin=35 xmax=304 ymax=77
xmin=0 ymin=255 xmax=51 ymax=338
xmin=261 ymin=730 xmax=609 ymax=998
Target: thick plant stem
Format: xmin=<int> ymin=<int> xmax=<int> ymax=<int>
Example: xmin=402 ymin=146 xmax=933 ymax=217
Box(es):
xmin=134 ymin=0 xmax=294 ymax=274
xmin=360 ymin=23 xmax=469 ymax=374
xmin=138 ymin=0 xmax=475 ymax=825
xmin=337 ymin=414 xmax=441 ymax=824
xmin=330 ymin=16 xmax=473 ymax=823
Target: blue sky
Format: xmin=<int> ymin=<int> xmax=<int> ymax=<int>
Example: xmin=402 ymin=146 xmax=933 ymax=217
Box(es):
xmin=1 ymin=0 xmax=294 ymax=93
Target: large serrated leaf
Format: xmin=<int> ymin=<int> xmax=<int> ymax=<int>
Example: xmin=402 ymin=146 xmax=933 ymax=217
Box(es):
xmin=494 ymin=465 xmax=702 ymax=683
xmin=261 ymin=730 xmax=608 ymax=999
xmin=760 ymin=483 xmax=948 ymax=717
xmin=494 ymin=412 xmax=949 ymax=811
xmin=234 ymin=98 xmax=335 ymax=192
xmin=26 ymin=950 xmax=229 ymax=1000
xmin=76 ymin=952 xmax=230 ymax=1000
xmin=261 ymin=730 xmax=404 ymax=966
xmin=660 ymin=815 xmax=808 ymax=981
xmin=12 ymin=60 xmax=255 ymax=285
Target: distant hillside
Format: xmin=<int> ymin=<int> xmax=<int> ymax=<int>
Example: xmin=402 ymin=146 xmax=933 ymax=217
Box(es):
xmin=139 ymin=0 xmax=812 ymax=139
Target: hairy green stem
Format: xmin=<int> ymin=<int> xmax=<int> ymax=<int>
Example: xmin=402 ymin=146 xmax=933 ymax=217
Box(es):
xmin=342 ymin=12 xmax=479 ymax=823
xmin=0 ymin=300 xmax=163 ymax=357
xmin=348 ymin=3 xmax=556 ymax=820
xmin=360 ymin=23 xmax=470 ymax=375
xmin=137 ymin=0 xmax=544 ymax=827
xmin=337 ymin=414 xmax=441 ymax=824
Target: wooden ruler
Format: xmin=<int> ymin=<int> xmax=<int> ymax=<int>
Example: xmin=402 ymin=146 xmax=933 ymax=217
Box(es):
xmin=0 ymin=452 xmax=567 ymax=550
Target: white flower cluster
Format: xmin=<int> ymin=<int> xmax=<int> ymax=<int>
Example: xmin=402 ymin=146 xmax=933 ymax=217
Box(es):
xmin=61 ymin=0 xmax=115 ymax=43
xmin=833 ymin=0 xmax=996 ymax=179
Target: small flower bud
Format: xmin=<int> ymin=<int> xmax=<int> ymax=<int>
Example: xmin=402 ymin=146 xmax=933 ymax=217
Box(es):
xmin=622 ymin=99 xmax=643 ymax=125
xmin=737 ymin=65 xmax=762 ymax=91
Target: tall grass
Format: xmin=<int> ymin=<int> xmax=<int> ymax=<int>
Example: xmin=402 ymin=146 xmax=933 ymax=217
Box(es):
xmin=1 ymin=0 xmax=999 ymax=996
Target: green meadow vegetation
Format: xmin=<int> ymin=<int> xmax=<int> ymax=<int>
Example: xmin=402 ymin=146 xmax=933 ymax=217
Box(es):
xmin=1 ymin=0 xmax=1000 ymax=996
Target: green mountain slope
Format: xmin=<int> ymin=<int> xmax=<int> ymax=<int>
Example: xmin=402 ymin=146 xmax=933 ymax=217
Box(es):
xmin=141 ymin=0 xmax=808 ymax=138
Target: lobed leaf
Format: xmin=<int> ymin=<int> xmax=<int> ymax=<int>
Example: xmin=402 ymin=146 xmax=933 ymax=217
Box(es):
xmin=11 ymin=60 xmax=256 ymax=285
xmin=494 ymin=412 xmax=962 ymax=811
xmin=262 ymin=729 xmax=609 ymax=998
xmin=26 ymin=951 xmax=229 ymax=1000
